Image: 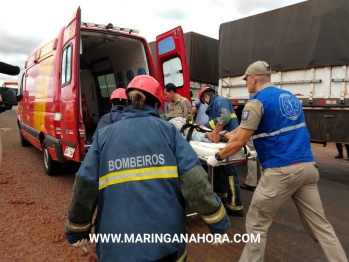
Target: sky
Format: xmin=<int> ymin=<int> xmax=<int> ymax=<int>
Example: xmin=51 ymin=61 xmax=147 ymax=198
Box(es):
xmin=0 ymin=0 xmax=306 ymax=84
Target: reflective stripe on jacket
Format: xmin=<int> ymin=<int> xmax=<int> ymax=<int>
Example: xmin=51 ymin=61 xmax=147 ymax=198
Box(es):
xmin=67 ymin=105 xmax=230 ymax=261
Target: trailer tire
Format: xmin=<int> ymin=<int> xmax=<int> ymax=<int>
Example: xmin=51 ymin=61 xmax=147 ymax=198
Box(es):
xmin=19 ymin=128 xmax=30 ymax=147
xmin=42 ymin=140 xmax=61 ymax=176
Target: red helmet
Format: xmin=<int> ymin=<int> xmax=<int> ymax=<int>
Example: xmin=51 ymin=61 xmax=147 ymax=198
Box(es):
xmin=110 ymin=88 xmax=127 ymax=102
xmin=126 ymin=75 xmax=162 ymax=106
xmin=198 ymin=86 xmax=214 ymax=103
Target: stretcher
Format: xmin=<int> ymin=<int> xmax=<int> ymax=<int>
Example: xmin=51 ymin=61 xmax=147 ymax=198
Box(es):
xmin=186 ymin=141 xmax=252 ymax=218
xmin=190 ymin=141 xmax=250 ymax=163
xmin=190 ymin=140 xmax=252 ymax=187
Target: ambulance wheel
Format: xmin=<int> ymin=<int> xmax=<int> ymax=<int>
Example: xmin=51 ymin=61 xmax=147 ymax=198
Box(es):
xmin=19 ymin=128 xmax=30 ymax=147
xmin=42 ymin=140 xmax=61 ymax=176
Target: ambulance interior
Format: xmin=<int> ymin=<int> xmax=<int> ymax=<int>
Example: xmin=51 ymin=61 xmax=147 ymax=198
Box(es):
xmin=79 ymin=30 xmax=150 ymax=142
xmin=78 ymin=30 xmax=252 ymax=163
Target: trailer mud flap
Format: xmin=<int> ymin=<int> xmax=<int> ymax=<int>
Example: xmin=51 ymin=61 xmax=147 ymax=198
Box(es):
xmin=304 ymin=109 xmax=349 ymax=143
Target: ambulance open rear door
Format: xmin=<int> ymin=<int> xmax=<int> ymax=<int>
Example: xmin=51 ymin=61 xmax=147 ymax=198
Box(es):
xmin=155 ymin=26 xmax=191 ymax=112
xmin=59 ymin=7 xmax=82 ymax=163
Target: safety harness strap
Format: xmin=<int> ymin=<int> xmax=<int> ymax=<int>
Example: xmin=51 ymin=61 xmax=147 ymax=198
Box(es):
xmin=180 ymin=123 xmax=210 ymax=142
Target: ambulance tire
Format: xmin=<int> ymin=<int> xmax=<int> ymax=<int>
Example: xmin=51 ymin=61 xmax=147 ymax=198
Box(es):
xmin=42 ymin=140 xmax=61 ymax=176
xmin=19 ymin=128 xmax=30 ymax=147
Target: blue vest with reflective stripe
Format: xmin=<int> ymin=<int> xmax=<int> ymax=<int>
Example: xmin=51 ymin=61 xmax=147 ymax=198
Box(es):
xmin=251 ymin=87 xmax=314 ymax=168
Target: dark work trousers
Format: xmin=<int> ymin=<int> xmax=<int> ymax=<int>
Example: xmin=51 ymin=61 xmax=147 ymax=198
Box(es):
xmin=214 ymin=164 xmax=243 ymax=211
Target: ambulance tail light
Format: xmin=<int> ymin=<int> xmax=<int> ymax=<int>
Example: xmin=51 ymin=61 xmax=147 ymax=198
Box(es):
xmin=54 ymin=113 xmax=62 ymax=139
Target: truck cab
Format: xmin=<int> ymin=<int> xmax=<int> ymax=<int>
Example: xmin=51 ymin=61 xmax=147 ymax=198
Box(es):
xmin=1 ymin=82 xmax=18 ymax=106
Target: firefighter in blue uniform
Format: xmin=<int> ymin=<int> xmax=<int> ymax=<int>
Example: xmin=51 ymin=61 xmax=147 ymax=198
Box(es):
xmin=92 ymin=88 xmax=127 ymax=141
xmin=198 ymin=86 xmax=244 ymax=217
xmin=66 ymin=75 xmax=231 ymax=261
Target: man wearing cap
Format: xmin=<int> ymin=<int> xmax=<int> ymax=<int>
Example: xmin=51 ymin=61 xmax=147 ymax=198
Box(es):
xmin=207 ymin=61 xmax=347 ymax=262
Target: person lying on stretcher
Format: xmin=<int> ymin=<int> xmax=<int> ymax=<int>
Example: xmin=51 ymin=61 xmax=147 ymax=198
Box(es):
xmin=169 ymin=117 xmax=231 ymax=143
xmin=170 ymin=117 xmax=257 ymax=161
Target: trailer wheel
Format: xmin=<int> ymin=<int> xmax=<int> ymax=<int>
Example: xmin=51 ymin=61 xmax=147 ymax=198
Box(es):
xmin=42 ymin=140 xmax=61 ymax=176
xmin=19 ymin=128 xmax=30 ymax=147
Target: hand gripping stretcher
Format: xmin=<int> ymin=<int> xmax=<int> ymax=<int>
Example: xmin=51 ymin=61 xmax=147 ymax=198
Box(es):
xmin=187 ymin=141 xmax=252 ymax=218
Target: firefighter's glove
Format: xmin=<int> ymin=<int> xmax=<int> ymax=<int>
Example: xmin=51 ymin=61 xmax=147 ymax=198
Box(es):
xmin=212 ymin=234 xmax=226 ymax=246
xmin=72 ymin=239 xmax=88 ymax=252
xmin=249 ymin=150 xmax=257 ymax=160
xmin=207 ymin=156 xmax=219 ymax=167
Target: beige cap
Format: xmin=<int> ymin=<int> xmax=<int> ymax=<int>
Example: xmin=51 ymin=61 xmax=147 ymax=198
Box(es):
xmin=240 ymin=61 xmax=276 ymax=80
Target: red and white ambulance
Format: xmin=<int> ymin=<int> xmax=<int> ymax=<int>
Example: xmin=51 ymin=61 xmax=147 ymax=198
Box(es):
xmin=17 ymin=7 xmax=191 ymax=175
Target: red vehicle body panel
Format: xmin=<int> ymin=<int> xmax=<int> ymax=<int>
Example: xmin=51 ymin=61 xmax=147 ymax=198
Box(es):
xmin=59 ymin=8 xmax=82 ymax=162
xmin=155 ymin=26 xmax=191 ymax=111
